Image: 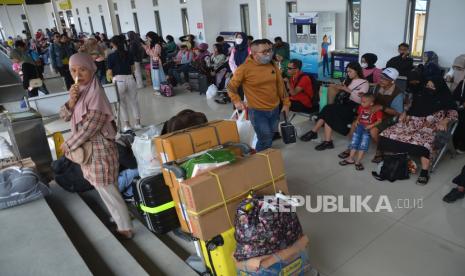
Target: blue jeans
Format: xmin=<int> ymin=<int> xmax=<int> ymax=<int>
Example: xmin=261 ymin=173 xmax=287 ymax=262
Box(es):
xmin=248 ymin=107 xmax=280 ymax=152
xmin=349 ymin=124 xmax=371 ymax=152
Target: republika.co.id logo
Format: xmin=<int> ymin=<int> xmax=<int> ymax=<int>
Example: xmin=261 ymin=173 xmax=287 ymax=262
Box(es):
xmin=263 ymin=195 xmax=423 ymax=213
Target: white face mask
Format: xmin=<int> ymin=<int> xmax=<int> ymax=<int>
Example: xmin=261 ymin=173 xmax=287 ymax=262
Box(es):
xmin=361 ymin=62 xmax=368 ymax=69
xmin=235 ymin=38 xmax=243 ymax=45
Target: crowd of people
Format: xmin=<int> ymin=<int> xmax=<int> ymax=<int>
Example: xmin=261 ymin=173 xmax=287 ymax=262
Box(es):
xmin=3 ymin=26 xmax=465 ymax=240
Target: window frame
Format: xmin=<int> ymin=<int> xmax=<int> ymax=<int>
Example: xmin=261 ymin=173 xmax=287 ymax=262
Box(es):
xmin=240 ymin=4 xmax=250 ymax=35
xmin=404 ymin=0 xmax=430 ymax=58
xmin=154 ymin=10 xmax=162 ymax=37
xmin=286 ymin=1 xmax=297 ymax=42
xmin=181 ymin=8 xmax=190 ymax=35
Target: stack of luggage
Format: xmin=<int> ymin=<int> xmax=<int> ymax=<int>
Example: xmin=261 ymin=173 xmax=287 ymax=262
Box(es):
xmin=154 ymin=118 xmax=314 ymax=275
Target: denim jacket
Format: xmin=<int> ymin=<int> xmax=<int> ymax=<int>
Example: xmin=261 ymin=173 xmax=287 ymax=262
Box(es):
xmin=49 ymin=42 xmax=75 ymax=68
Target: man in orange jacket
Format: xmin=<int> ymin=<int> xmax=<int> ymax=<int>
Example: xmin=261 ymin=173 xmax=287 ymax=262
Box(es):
xmin=227 ymin=39 xmax=290 ymax=151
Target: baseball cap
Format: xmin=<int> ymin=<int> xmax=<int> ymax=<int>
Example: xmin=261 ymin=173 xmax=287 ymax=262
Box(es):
xmin=381 ymin=67 xmax=399 ymax=81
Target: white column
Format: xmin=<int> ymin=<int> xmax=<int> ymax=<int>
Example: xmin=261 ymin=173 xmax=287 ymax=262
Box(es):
xmin=51 ymin=0 xmax=63 ymax=33
xmin=105 ymin=0 xmax=118 ymax=36
xmin=256 ymin=0 xmax=267 ymax=39
xmin=3 ymin=4 xmax=16 ymax=37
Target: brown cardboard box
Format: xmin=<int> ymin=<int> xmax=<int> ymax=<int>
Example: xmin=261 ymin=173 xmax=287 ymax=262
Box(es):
xmin=180 ymin=149 xmax=289 ymax=240
xmin=0 ymin=157 xmax=36 ymax=171
xmin=154 ymin=120 xmax=240 ymax=232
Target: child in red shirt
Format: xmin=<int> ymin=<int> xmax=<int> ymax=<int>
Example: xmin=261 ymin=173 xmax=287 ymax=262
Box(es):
xmin=339 ymin=94 xmax=382 ymax=170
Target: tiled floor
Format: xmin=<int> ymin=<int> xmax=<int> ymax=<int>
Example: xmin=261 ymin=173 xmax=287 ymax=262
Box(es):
xmin=21 ymin=85 xmax=465 ymax=276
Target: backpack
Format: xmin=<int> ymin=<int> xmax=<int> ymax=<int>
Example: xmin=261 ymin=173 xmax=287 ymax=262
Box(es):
xmin=52 ymin=157 xmax=94 ymax=193
xmin=372 ymin=153 xmax=410 ymax=182
xmin=161 ymin=109 xmax=208 ymax=135
xmin=0 ymin=167 xmax=50 ymax=209
xmin=295 ymin=73 xmax=320 ymax=108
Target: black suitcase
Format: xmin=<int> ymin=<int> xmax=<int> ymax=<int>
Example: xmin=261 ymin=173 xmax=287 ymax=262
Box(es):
xmin=132 ymin=174 xmax=180 ymax=234
xmin=280 ymin=113 xmax=297 ymax=144
xmin=188 ymin=72 xmax=209 ymax=94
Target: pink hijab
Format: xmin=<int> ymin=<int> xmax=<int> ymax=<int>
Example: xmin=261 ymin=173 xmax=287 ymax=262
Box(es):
xmin=69 ymin=53 xmax=116 ymax=138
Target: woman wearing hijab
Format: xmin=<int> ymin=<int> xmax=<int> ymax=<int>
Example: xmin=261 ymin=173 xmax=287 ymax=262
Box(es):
xmin=379 ymin=77 xmax=458 ymax=185
xmin=127 ymin=31 xmax=145 ymax=89
xmin=420 ymin=51 xmax=442 ymax=79
xmin=445 ymin=54 xmax=465 ymax=91
xmin=144 ymin=32 xmax=166 ymax=95
xmin=59 ymin=53 xmax=133 ymax=239
xmin=191 ymin=43 xmax=211 ymax=83
xmin=361 ymin=53 xmax=382 ymax=84
xmin=228 ymin=32 xmax=250 ymax=74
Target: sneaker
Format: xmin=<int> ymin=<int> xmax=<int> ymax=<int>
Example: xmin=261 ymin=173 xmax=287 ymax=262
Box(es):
xmin=456 ymin=149 xmax=465 ymax=154
xmin=133 ymin=124 xmax=143 ymax=130
xmin=153 ymin=91 xmax=161 ymax=96
xmin=315 ymin=141 xmax=334 ymax=151
xmin=300 ymin=130 xmax=318 ymax=142
xmin=443 ymin=188 xmax=465 ymax=203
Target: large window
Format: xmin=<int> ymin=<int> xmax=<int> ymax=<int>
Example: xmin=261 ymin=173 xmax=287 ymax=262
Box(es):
xmin=346 ymin=0 xmax=361 ymax=49
xmin=405 ymin=0 xmax=429 ymax=57
xmin=101 ymin=15 xmax=107 ymax=34
xmin=133 ymin=12 xmax=140 ymax=33
xmin=130 ymin=0 xmax=136 ymax=9
xmin=181 ymin=8 xmax=190 ymax=35
xmin=115 ymin=14 xmax=122 ymax=34
xmin=77 ymin=17 xmax=83 ymax=32
xmin=154 ymin=11 xmax=162 ymax=36
xmin=286 ymin=2 xmax=297 ymax=42
xmin=88 ymin=16 xmax=94 ymax=33
xmin=240 ymin=4 xmax=250 ymax=35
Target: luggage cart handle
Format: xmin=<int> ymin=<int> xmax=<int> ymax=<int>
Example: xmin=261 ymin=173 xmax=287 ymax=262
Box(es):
xmin=162 ymin=162 xmax=186 ymax=179
xmin=223 ymin=142 xmax=252 ymax=156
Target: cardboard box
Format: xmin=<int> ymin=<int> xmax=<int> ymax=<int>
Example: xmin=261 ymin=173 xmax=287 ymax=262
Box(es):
xmin=0 ymin=157 xmax=36 ymax=171
xmin=234 ymin=235 xmax=310 ymax=273
xmin=180 ymin=149 xmax=289 ymax=240
xmin=155 ymin=120 xmax=240 ymax=232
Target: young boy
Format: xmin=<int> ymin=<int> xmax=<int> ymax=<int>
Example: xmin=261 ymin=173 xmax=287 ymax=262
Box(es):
xmin=339 ymin=94 xmax=382 ymax=170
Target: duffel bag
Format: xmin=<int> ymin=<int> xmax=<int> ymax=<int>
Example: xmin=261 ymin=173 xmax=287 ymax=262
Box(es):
xmin=234 ymin=194 xmax=303 ymax=261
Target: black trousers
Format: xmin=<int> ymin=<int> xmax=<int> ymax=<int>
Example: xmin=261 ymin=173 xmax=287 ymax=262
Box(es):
xmin=57 ymin=65 xmax=73 ymax=90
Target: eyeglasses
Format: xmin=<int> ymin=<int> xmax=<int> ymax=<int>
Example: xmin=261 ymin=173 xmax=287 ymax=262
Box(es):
xmin=258 ymin=48 xmax=273 ymax=54
xmin=287 ymin=67 xmax=297 ymax=70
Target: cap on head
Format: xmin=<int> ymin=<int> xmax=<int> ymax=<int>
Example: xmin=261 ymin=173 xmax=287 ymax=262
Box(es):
xmin=381 ymin=67 xmax=399 ymax=81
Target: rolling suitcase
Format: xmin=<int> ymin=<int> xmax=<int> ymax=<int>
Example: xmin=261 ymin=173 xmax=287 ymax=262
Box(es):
xmin=132 ymin=173 xmax=180 ymax=234
xmin=200 ymin=228 xmax=236 ymax=276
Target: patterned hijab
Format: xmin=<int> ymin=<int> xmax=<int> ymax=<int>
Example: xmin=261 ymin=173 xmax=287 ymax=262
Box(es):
xmin=69 ymin=53 xmax=116 ymax=138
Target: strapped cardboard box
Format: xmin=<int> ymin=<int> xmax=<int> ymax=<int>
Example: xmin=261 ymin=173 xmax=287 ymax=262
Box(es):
xmin=180 ymin=149 xmax=289 ymax=241
xmin=154 ymin=120 xmax=240 ymax=232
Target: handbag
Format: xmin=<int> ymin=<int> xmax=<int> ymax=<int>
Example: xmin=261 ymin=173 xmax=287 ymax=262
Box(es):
xmin=372 ymin=153 xmax=410 ymax=182
xmin=29 ymin=78 xmax=43 ymax=89
xmin=152 ymin=58 xmax=160 ymax=70
xmin=65 ymin=141 xmax=93 ymax=165
xmin=334 ymin=91 xmax=351 ymax=105
xmin=280 ymin=113 xmax=296 ymax=144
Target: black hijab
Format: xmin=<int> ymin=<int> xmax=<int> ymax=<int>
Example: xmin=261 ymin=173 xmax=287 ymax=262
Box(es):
xmin=362 ymin=53 xmax=377 ymax=69
xmin=234 ymin=32 xmax=249 ymax=66
xmin=406 ymin=70 xmax=424 ymax=94
xmin=408 ymin=77 xmax=457 ymax=117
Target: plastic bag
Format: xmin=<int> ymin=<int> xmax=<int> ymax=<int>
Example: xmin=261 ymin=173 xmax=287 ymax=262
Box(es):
xmin=206 ymin=84 xmax=218 ymax=99
xmin=131 ymin=125 xmax=163 ymax=178
xmin=180 ymin=149 xmax=236 ymax=179
xmin=231 ymin=110 xmax=257 ymax=149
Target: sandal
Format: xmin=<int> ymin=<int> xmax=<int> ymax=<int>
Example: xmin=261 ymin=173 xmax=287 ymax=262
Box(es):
xmin=416 ymin=175 xmax=430 ymax=185
xmin=355 ymin=163 xmax=364 ymax=171
xmin=371 ymin=154 xmax=383 ymax=163
xmin=338 ymin=149 xmax=350 ymax=159
xmin=339 ymin=159 xmax=355 ymax=166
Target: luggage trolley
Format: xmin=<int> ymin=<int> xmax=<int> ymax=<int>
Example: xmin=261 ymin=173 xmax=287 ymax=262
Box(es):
xmin=162 ymin=142 xmax=252 ymax=276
